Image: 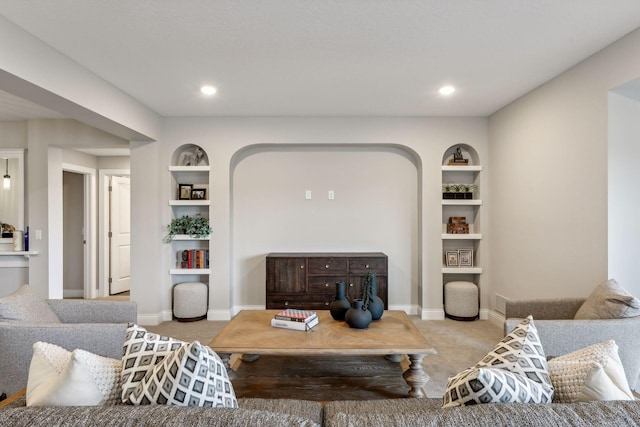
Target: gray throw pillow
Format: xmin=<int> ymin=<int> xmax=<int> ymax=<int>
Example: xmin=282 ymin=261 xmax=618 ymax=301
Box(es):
xmin=0 ymin=284 xmax=60 ymax=323
xmin=574 ymin=279 xmax=640 ymax=319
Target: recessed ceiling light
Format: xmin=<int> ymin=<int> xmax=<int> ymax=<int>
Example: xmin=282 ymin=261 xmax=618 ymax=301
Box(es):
xmin=439 ymin=86 xmax=456 ymax=96
xmin=200 ymin=85 xmax=217 ymax=96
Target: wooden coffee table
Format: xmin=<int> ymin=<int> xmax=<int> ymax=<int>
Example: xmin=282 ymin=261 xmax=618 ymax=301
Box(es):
xmin=209 ymin=310 xmax=436 ymax=398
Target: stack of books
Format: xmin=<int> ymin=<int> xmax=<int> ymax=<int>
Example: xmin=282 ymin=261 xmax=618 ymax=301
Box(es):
xmin=271 ymin=309 xmax=319 ymax=331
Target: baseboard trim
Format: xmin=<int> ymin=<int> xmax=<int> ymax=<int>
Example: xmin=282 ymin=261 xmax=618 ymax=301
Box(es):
xmin=388 ymin=304 xmax=419 ymax=315
xmin=421 ymin=309 xmax=445 ymax=320
xmin=137 ymin=313 xmax=162 ymax=326
xmin=487 ymin=309 xmax=505 ymax=329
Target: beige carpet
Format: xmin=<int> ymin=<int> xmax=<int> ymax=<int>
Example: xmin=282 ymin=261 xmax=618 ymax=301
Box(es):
xmin=146 ymin=316 xmax=503 ymax=399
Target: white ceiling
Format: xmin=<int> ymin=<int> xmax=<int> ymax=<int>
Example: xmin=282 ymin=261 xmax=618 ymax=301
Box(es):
xmin=1 ymin=1 xmax=640 ymax=119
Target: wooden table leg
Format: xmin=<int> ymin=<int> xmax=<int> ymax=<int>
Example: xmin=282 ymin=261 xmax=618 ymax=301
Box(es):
xmin=403 ymin=354 xmax=429 ymax=398
xmin=219 ymin=353 xmax=236 ymax=379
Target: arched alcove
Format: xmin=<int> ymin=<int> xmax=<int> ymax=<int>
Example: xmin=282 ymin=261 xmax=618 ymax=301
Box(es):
xmin=229 ymin=144 xmax=422 ymax=312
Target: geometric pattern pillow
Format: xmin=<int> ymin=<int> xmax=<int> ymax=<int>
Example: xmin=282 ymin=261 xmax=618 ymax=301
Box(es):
xmin=574 ymin=279 xmax=640 ymax=319
xmin=548 ymin=340 xmax=634 ymax=402
xmin=127 ymin=340 xmax=237 ymax=408
xmin=476 ymin=315 xmax=552 ymax=389
xmin=0 ymin=284 xmax=60 ymax=323
xmin=121 ymin=324 xmax=185 ymax=403
xmin=27 ymin=342 xmax=122 ymax=406
xmin=442 ymin=366 xmax=554 ymax=407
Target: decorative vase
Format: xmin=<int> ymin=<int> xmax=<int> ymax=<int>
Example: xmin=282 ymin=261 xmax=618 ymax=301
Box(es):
xmin=329 ymin=281 xmax=351 ymax=321
xmin=367 ymin=274 xmax=384 ymax=321
xmin=345 ymin=299 xmax=372 ymax=329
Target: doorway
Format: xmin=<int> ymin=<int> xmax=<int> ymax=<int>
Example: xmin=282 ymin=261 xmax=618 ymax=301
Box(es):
xmin=109 ymin=175 xmax=131 ymax=295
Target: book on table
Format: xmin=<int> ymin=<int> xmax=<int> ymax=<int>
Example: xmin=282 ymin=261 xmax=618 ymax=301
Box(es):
xmin=273 ymin=309 xmax=317 ymax=323
xmin=271 ymin=316 xmax=319 ymax=331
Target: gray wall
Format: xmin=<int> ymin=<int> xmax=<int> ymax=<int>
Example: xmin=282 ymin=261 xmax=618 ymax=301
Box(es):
xmin=488 ymin=27 xmax=640 ymax=306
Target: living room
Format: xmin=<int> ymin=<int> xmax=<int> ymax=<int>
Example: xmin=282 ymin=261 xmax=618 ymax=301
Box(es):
xmin=1 ymin=3 xmax=640 ymax=326
xmin=2 ymin=2 xmax=640 ymax=423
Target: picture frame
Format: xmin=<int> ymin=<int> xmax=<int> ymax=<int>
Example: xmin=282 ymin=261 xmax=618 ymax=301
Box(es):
xmin=458 ymin=249 xmax=473 ymax=267
xmin=191 ymin=188 xmax=206 ymax=200
xmin=178 ymin=184 xmax=192 ymax=200
xmin=446 ymin=250 xmax=459 ymax=267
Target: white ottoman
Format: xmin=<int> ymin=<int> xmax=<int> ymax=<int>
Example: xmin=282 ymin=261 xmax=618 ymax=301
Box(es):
xmin=444 ymin=281 xmax=478 ymax=321
xmin=173 ymin=282 xmax=208 ymax=322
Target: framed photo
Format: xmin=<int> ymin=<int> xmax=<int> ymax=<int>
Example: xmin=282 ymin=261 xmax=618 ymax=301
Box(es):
xmin=178 ymin=184 xmax=192 ymax=200
xmin=458 ymin=249 xmax=473 ymax=267
xmin=446 ymin=250 xmax=459 ymax=267
xmin=191 ymin=188 xmax=206 ymax=200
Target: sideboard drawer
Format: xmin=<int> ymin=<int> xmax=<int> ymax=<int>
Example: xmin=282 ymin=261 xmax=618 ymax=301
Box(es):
xmin=348 ymin=257 xmax=387 ymax=274
xmin=307 ymin=257 xmax=348 ymax=274
xmin=308 ymin=276 xmax=347 ymax=293
xmin=267 ymin=294 xmax=332 ymax=310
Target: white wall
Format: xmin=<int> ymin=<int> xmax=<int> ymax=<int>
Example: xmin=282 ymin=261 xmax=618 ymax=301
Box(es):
xmin=488 ymin=28 xmax=640 ymax=305
xmin=608 ymin=91 xmax=640 ymax=295
xmin=130 ymin=117 xmax=488 ymax=323
xmin=232 ymin=146 xmax=418 ymax=311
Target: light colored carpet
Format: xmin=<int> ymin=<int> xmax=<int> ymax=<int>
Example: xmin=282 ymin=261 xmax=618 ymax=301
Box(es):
xmin=146 ymin=316 xmax=503 ymax=399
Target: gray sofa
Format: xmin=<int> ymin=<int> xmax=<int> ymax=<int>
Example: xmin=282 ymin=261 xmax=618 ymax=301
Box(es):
xmin=2 ymin=394 xmax=640 ymax=426
xmin=504 ymin=297 xmax=640 ymax=391
xmin=0 ymin=299 xmax=137 ymax=397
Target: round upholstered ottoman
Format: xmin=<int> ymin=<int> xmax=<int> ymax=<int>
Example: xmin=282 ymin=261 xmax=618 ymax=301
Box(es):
xmin=173 ymin=282 xmax=208 ymax=322
xmin=444 ymin=281 xmax=479 ymax=321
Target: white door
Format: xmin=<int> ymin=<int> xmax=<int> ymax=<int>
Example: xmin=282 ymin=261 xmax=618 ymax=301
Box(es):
xmin=110 ymin=176 xmax=131 ymax=294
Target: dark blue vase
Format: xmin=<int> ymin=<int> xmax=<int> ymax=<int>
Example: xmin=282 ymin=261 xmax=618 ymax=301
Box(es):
xmin=345 ymin=299 xmax=372 ymax=329
xmin=329 ymin=281 xmax=351 ymax=321
xmin=367 ymin=275 xmax=384 ymax=321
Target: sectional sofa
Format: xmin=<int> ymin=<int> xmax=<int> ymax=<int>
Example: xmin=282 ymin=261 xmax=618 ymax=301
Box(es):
xmin=2 ymin=392 xmax=640 ymax=426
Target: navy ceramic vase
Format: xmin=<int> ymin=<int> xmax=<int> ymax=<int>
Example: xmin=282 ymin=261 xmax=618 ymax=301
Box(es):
xmin=367 ymin=275 xmax=384 ymax=321
xmin=329 ymin=281 xmax=351 ymax=321
xmin=345 ymin=299 xmax=372 ymax=329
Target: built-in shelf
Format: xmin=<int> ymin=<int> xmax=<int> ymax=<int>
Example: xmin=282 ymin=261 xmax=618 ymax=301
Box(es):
xmin=442 ymin=233 xmax=482 ymax=240
xmin=441 ymin=165 xmax=482 ymax=172
xmin=168 ymin=166 xmax=210 ymax=172
xmin=169 ymin=200 xmax=210 ymax=206
xmin=169 ymin=235 xmax=210 ymax=241
xmin=169 ymin=268 xmax=211 ymax=275
xmin=0 ymin=251 xmax=39 ymax=258
xmin=442 ymin=266 xmax=483 ymax=274
xmin=442 ymin=199 xmax=482 ymax=206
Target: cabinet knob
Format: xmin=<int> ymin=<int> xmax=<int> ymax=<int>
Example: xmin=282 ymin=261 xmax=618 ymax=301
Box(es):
xmin=325 ymin=283 xmax=329 ymax=287
xmin=365 ymin=264 xmax=370 ymax=268
xmin=325 ymin=264 xmax=330 ymax=269
xmin=300 ymin=265 xmax=304 ymax=269
xmin=324 ymin=302 xmax=329 ymax=306
xmin=284 ymin=301 xmax=289 ymax=306
xmin=349 ymin=283 xmax=354 ymax=287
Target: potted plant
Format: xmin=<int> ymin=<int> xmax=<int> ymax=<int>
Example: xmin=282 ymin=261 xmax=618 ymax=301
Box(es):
xmin=164 ymin=215 xmax=212 ymax=242
xmin=442 ymin=183 xmax=457 ymax=199
xmin=460 ymin=183 xmax=478 ymax=200
xmin=361 ymin=270 xmax=384 ymax=320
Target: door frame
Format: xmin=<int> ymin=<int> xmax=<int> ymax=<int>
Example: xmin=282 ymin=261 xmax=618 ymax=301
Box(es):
xmin=62 ymin=163 xmax=97 ymax=299
xmin=98 ymin=169 xmax=131 ymax=297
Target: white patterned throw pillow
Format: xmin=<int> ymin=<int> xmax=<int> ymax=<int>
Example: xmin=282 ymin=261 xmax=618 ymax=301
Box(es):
xmin=442 ymin=366 xmax=553 ymax=407
xmin=127 ymin=340 xmax=237 ymax=407
xmin=548 ymin=340 xmax=634 ymax=402
xmin=121 ymin=324 xmax=185 ymax=402
xmin=27 ymin=342 xmax=122 ymax=406
xmin=121 ymin=324 xmax=236 ymax=408
xmin=443 ymin=316 xmax=554 ymax=407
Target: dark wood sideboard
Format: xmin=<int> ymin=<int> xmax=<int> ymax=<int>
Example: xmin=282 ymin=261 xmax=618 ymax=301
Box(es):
xmin=266 ymin=252 xmax=388 ymax=310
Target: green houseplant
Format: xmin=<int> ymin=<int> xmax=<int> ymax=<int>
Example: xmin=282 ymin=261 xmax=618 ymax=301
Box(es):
xmin=164 ymin=215 xmax=212 ymax=242
xmin=361 ymin=270 xmax=384 ymax=320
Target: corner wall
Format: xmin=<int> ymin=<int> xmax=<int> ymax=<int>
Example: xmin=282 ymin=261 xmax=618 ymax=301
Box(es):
xmin=488 ymin=27 xmax=640 ymax=306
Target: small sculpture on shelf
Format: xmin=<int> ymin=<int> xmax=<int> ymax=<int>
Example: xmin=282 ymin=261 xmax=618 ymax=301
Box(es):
xmin=448 ymin=146 xmax=469 ymax=165
xmin=0 ymin=221 xmax=15 ymax=238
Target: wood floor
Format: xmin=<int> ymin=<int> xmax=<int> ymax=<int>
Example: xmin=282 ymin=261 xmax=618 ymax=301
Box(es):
xmin=230 ymin=354 xmax=412 ymax=401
